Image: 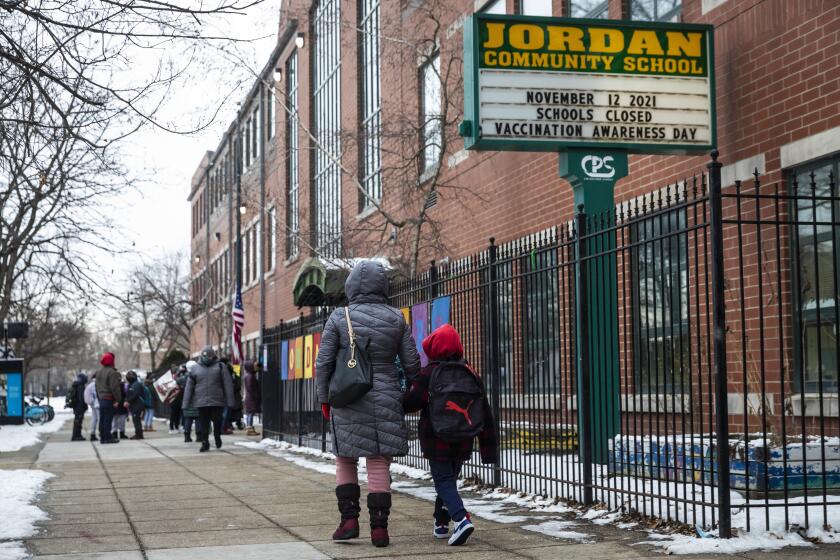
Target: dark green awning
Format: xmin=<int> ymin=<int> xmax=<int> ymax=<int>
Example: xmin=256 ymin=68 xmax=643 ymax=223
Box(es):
xmin=292 ymin=257 xmax=350 ymax=307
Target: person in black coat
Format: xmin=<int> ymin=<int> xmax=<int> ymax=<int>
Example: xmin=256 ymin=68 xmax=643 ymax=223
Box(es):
xmin=69 ymin=373 xmax=89 ymax=441
xmin=124 ymin=371 xmax=146 ymax=440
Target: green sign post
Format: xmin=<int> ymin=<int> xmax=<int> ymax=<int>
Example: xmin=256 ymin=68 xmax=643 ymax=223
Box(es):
xmin=460 ymin=13 xmax=715 ymax=470
xmin=559 ymin=148 xmax=627 ymax=464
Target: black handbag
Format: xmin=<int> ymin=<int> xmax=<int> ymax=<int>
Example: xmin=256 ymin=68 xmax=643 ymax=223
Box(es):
xmin=327 ymin=307 xmax=373 ymax=408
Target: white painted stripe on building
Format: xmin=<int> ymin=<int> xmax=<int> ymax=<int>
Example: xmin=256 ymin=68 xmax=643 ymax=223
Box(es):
xmin=721 ymin=153 xmax=765 ymax=186
xmin=780 ymin=125 xmax=840 ymax=169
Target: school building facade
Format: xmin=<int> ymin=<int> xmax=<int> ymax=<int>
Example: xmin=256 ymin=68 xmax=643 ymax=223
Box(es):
xmin=188 ymin=0 xmax=840 ymax=531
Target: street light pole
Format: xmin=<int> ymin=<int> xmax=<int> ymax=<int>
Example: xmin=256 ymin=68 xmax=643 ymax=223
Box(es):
xmin=236 ymin=106 xmax=243 ymax=289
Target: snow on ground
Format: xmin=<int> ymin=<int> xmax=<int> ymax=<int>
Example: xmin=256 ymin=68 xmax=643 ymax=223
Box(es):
xmin=522 ymin=520 xmax=593 ymax=542
xmin=0 ymin=400 xmax=71 ymax=453
xmin=241 ymin=438 xmax=840 ymax=554
xmin=0 ymin=470 xmax=54 ymax=560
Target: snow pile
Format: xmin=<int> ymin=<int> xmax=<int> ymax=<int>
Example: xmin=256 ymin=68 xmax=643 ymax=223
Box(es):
xmin=0 ymin=404 xmax=71 ymax=453
xmin=522 ymin=520 xmax=593 ymax=542
xmin=0 ymin=470 xmax=54 ymax=560
xmin=638 ymin=530 xmax=814 ymax=555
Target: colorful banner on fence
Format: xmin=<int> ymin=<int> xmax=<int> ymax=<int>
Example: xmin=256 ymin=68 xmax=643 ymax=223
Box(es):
xmin=281 ymin=340 xmax=289 ymax=380
xmin=313 ymin=332 xmax=321 ymax=378
xmin=411 ymin=302 xmax=429 ymax=366
xmin=287 ymin=339 xmax=297 ymax=380
xmin=304 ymin=335 xmax=314 ymax=379
xmin=400 ymin=307 xmax=410 ymax=325
xmin=431 ymin=296 xmax=451 ymax=331
xmin=294 ymin=337 xmax=304 ymax=379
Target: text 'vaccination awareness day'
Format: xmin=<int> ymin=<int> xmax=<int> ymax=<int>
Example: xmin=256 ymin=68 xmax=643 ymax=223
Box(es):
xmin=462 ymin=14 xmax=715 ymax=154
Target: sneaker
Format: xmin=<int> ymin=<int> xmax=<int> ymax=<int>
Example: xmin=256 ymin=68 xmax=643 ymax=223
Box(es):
xmin=89 ymin=434 xmax=98 ymax=442
xmin=168 ymin=429 xmax=178 ymax=435
xmin=433 ymin=523 xmax=449 ymax=539
xmin=448 ymin=515 xmax=474 ymax=546
xmin=200 ymin=442 xmax=210 ymax=452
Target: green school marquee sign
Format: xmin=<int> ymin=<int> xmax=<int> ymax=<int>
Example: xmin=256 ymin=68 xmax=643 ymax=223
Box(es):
xmin=460 ymin=14 xmax=716 ymax=467
xmin=460 ymin=14 xmax=716 ymax=154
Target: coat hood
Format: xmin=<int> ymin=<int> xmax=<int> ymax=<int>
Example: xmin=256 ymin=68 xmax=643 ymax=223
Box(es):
xmin=243 ymin=359 xmax=256 ymax=374
xmin=422 ymin=324 xmax=464 ymax=361
xmin=100 ymin=352 xmax=115 ymax=367
xmin=344 ymin=260 xmax=388 ymax=304
xmin=199 ymin=345 xmax=217 ymax=366
xmin=74 ymin=373 xmax=88 ymax=385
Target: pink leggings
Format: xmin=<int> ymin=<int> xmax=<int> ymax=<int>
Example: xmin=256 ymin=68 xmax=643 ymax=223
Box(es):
xmin=336 ymin=456 xmax=391 ymax=493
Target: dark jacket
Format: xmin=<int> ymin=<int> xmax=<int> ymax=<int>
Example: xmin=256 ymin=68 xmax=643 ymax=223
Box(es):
xmin=125 ymin=380 xmax=146 ymax=415
xmin=243 ymin=361 xmax=261 ymax=414
xmin=403 ymin=324 xmax=499 ymax=464
xmin=183 ymin=359 xmax=235 ymax=409
xmin=178 ymin=374 xmax=198 ymax=417
xmin=115 ymin=382 xmax=129 ymax=415
xmin=70 ymin=374 xmax=88 ymax=415
xmin=315 ymin=260 xmax=421 ymax=458
xmin=95 ymin=366 xmax=122 ymax=401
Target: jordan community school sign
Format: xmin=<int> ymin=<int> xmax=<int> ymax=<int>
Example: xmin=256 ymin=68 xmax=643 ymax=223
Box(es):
xmin=460 ymin=14 xmax=716 ymax=154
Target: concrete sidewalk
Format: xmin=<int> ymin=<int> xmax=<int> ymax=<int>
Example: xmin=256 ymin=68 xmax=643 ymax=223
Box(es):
xmin=3 ymin=421 xmax=840 ymax=560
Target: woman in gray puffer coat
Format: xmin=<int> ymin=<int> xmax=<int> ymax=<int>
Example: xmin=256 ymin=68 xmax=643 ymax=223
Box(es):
xmin=316 ymin=260 xmax=420 ymax=548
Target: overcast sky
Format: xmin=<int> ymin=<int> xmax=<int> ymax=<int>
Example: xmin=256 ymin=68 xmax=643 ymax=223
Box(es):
xmin=110 ymin=1 xmax=280 ymax=273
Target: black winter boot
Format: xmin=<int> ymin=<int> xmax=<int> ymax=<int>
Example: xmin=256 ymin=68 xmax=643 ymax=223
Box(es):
xmin=332 ymin=483 xmax=361 ymax=540
xmin=367 ymin=492 xmax=391 ymax=547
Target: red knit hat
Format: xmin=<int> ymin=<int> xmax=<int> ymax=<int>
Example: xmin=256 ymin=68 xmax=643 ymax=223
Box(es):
xmin=422 ymin=324 xmax=464 ymax=361
xmin=100 ymin=352 xmax=115 ymax=367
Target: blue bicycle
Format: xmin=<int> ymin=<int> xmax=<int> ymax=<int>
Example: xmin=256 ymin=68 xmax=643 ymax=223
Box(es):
xmin=25 ymin=396 xmax=51 ymax=426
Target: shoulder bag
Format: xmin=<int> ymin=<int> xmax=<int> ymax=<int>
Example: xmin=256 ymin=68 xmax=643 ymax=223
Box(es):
xmin=327 ymin=307 xmax=373 ymax=408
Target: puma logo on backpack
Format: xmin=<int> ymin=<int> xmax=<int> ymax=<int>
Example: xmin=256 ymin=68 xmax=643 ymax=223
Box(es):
xmin=429 ymin=361 xmax=485 ymax=441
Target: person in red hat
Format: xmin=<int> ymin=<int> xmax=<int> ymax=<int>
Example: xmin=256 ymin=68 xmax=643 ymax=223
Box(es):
xmin=94 ymin=352 xmax=123 ymax=444
xmin=403 ymin=323 xmax=498 ymax=546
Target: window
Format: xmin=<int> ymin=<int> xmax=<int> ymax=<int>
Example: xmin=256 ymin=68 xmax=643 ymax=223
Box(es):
xmin=420 ymin=53 xmax=442 ymax=174
xmin=791 ymin=158 xmax=840 ymax=393
xmin=266 ymin=86 xmax=275 ymax=140
xmin=252 ymin=106 xmax=260 ymax=161
xmin=569 ymin=0 xmax=608 ymax=18
xmin=632 ymin=0 xmax=681 ymax=22
xmin=313 ymin=0 xmax=342 ymax=257
xmin=286 ymin=51 xmax=300 ymax=259
xmin=480 ymin=0 xmax=505 ymax=14
xmin=632 ymin=208 xmax=688 ymax=392
xmin=518 ymin=0 xmax=552 ymax=16
xmin=250 ymin=224 xmax=260 ymax=283
xmin=243 ymin=228 xmax=250 ymax=284
xmin=359 ymin=0 xmax=382 ymax=209
xmin=523 ymin=247 xmax=560 ymax=393
xmin=267 ymin=206 xmax=277 ymax=272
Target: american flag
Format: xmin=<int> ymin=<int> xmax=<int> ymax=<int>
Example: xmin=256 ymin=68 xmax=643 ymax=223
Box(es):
xmin=230 ymin=284 xmax=245 ymax=365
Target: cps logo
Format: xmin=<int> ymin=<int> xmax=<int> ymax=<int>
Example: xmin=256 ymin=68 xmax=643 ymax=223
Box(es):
xmin=581 ymin=155 xmax=616 ymax=179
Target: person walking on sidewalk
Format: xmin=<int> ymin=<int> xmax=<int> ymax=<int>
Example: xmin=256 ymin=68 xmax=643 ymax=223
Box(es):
xmin=112 ymin=378 xmax=129 ymax=440
xmin=167 ymin=365 xmax=184 ymax=434
xmin=142 ymin=377 xmax=156 ymax=432
xmin=243 ymin=359 xmax=261 ymax=436
xmin=95 ymin=352 xmax=122 ymax=444
xmin=316 ymin=260 xmax=421 ymax=548
xmin=124 ymin=371 xmax=146 ymax=439
xmin=84 ymin=373 xmax=99 ymax=441
xmin=183 ymin=346 xmax=235 ymax=452
xmin=68 ymin=373 xmax=88 ymax=441
xmin=178 ymin=364 xmax=198 ymax=443
xmin=403 ymin=324 xmax=499 ymax=546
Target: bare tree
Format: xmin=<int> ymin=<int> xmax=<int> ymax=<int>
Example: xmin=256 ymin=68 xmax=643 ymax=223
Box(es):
xmin=120 ymin=253 xmax=191 ymax=371
xmin=0 ymin=0 xmax=267 ymax=143
xmin=231 ymin=0 xmax=482 ymax=277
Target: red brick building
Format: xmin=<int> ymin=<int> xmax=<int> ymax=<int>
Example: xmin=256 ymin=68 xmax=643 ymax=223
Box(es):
xmin=188 ymin=0 xmax=839 ymax=442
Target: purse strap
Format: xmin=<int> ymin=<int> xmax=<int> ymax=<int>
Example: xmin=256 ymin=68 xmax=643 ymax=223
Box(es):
xmin=344 ymin=307 xmax=358 ymax=368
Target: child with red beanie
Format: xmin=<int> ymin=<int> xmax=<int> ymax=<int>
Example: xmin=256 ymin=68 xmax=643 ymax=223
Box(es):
xmin=403 ymin=323 xmax=498 ymax=546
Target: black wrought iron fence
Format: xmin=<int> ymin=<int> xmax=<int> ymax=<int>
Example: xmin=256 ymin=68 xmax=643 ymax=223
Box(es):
xmin=260 ymin=155 xmax=840 ymax=536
